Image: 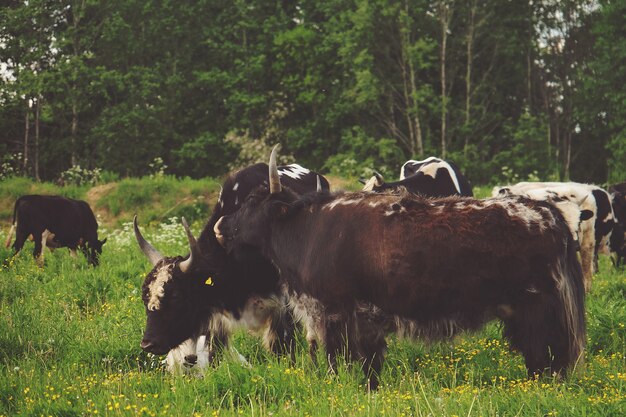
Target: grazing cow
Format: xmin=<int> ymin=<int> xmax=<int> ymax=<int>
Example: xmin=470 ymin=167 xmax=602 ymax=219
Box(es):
xmin=493 ymin=182 xmax=615 ymax=291
xmin=214 ymin=147 xmax=586 ymax=389
xmin=134 ymin=162 xmax=329 ymax=372
xmin=609 ymin=182 xmax=626 ymax=266
xmin=363 ymin=158 xmax=473 ymax=197
xmin=5 ymin=195 xmax=106 ymax=266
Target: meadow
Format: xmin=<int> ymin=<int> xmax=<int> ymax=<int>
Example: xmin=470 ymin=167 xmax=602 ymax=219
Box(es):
xmin=0 ymin=179 xmax=625 ymax=416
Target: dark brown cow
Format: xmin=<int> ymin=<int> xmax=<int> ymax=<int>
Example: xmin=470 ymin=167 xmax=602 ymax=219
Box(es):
xmin=5 ymin=195 xmax=106 ymax=266
xmin=134 ymin=162 xmax=330 ymax=372
xmin=214 ymin=147 xmax=586 ymax=389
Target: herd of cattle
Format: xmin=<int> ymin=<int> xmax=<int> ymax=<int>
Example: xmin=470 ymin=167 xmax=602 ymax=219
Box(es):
xmin=4 ymin=147 xmax=626 ymax=390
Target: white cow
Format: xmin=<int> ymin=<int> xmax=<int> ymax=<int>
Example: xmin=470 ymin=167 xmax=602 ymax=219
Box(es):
xmin=492 ymin=181 xmax=609 ymax=291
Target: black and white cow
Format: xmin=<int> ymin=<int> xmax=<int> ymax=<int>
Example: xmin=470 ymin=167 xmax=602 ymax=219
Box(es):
xmin=493 ymin=182 xmax=615 ymax=291
xmin=5 ymin=195 xmax=106 ymax=266
xmin=134 ymin=162 xmax=329 ymax=372
xmin=363 ymin=157 xmax=473 ymax=197
xmin=609 ymin=182 xmax=626 ymax=266
xmin=214 ymin=147 xmax=586 ymax=389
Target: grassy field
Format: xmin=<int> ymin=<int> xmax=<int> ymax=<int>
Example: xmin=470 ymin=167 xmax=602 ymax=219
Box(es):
xmin=0 ymin=179 xmax=625 ymax=416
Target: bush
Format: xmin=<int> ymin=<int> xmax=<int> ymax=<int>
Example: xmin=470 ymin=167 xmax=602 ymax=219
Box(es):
xmin=57 ymin=165 xmax=102 ymax=187
xmin=323 ymin=127 xmax=404 ymax=179
xmin=0 ymin=153 xmax=23 ymax=181
xmin=224 ymin=131 xmax=295 ymax=171
xmin=490 ymin=113 xmax=553 ymax=184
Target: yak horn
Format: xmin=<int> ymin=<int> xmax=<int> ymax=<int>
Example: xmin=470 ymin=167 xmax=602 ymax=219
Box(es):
xmin=316 ymin=175 xmax=322 ymax=192
xmin=179 ymin=217 xmax=200 ymax=273
xmin=269 ymin=144 xmax=282 ymax=194
xmin=373 ymin=171 xmax=384 ymax=186
xmin=134 ymin=215 xmax=163 ymax=266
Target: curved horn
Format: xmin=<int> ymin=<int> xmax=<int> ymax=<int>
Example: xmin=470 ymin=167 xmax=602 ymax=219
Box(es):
xmin=134 ymin=215 xmax=163 ymax=266
xmin=580 ymin=194 xmax=589 ymax=204
xmin=373 ymin=171 xmax=384 ymax=186
xmin=269 ymin=144 xmax=282 ymax=194
xmin=179 ymin=217 xmax=200 ymax=273
xmin=316 ymin=175 xmax=322 ymax=192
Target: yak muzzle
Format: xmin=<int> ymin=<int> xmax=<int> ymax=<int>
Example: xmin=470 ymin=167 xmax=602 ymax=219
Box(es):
xmin=140 ymin=339 xmax=168 ymax=355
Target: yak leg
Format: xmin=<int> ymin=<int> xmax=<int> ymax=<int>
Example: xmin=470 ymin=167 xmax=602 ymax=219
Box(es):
xmin=503 ymin=295 xmax=579 ymax=378
xmin=323 ymin=309 xmax=358 ymax=375
xmin=12 ymin=226 xmax=29 ymax=255
xmin=36 ymin=230 xmax=55 ymax=266
xmin=166 ymin=338 xmax=199 ymax=375
xmin=265 ymin=307 xmax=297 ymax=363
xmin=32 ymin=231 xmax=44 ymax=265
xmin=579 ymin=242 xmax=594 ymax=292
xmin=355 ymin=308 xmax=390 ymax=391
xmin=207 ymin=322 xmax=229 ymax=365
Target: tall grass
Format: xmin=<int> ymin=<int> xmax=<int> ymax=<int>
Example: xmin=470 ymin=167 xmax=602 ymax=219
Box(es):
xmin=94 ymin=176 xmax=221 ymax=226
xmin=0 ymin=177 xmax=624 ymax=415
xmin=0 ymin=176 xmax=222 ymax=227
xmin=1 ymin=219 xmax=625 ymax=416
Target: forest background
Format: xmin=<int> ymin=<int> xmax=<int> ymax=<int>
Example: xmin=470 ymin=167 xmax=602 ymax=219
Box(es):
xmin=1 ymin=0 xmax=626 ymax=186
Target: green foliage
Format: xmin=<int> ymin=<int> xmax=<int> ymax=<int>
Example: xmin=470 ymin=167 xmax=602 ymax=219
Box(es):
xmin=1 ymin=0 xmax=626 ymax=185
xmin=0 ymin=153 xmax=23 ymax=181
xmin=174 ymin=132 xmax=239 ymax=177
xmin=607 ymin=134 xmax=626 ymax=183
xmin=490 ymin=113 xmax=553 ymax=184
xmin=94 ymin=176 xmax=220 ymax=226
xmin=323 ymin=127 xmax=404 ymax=178
xmin=58 ymin=165 xmax=103 ymax=187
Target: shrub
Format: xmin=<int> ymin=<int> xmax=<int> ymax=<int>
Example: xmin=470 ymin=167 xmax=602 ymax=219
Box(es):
xmin=0 ymin=153 xmax=23 ymax=181
xmin=323 ymin=127 xmax=404 ymax=179
xmin=57 ymin=165 xmax=102 ymax=187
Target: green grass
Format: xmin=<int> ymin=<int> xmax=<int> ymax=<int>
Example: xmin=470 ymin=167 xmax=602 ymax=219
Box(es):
xmin=1 ymin=218 xmax=625 ymax=417
xmin=0 ymin=176 xmax=222 ymax=228
xmin=0 ymin=177 xmax=624 ymax=415
xmin=94 ymin=175 xmax=221 ymax=227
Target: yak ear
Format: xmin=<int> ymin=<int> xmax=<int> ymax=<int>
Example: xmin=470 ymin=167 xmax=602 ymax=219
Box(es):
xmin=580 ymin=209 xmax=594 ymax=222
xmin=100 ymin=238 xmax=107 ymax=245
xmin=270 ymin=200 xmax=291 ymax=218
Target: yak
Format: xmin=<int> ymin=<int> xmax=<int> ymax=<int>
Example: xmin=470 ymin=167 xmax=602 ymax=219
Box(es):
xmin=134 ymin=162 xmax=329 ymax=372
xmin=5 ymin=195 xmax=106 ymax=266
xmin=214 ymin=146 xmax=587 ymax=390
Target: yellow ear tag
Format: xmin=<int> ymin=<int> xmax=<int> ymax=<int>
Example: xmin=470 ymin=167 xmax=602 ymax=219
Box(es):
xmin=205 ymin=277 xmax=214 ymax=286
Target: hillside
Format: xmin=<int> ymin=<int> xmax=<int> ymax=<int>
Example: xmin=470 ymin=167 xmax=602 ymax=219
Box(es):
xmin=0 ymin=175 xmax=370 ymax=229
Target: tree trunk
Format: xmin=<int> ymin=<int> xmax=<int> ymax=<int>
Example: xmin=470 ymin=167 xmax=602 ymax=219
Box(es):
xmin=400 ymin=44 xmax=416 ymax=156
xmin=527 ymin=18 xmax=533 ymax=111
xmin=408 ymin=64 xmax=424 ymax=157
xmin=71 ymin=100 xmax=78 ymax=166
xmin=404 ymin=0 xmax=423 ymax=157
xmin=400 ymin=28 xmax=415 ymax=157
xmin=35 ymin=98 xmax=41 ymax=181
xmin=564 ymin=130 xmax=571 ymax=180
xmin=464 ymin=0 xmax=475 ymax=155
xmin=24 ymin=102 xmax=30 ymax=174
xmin=439 ymin=1 xmax=452 ymax=158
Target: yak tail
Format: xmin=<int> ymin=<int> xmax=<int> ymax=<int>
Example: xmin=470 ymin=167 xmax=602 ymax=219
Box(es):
xmin=554 ymin=235 xmax=587 ymax=372
xmin=5 ymin=224 xmax=15 ymax=249
xmin=5 ymin=197 xmax=21 ymax=248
